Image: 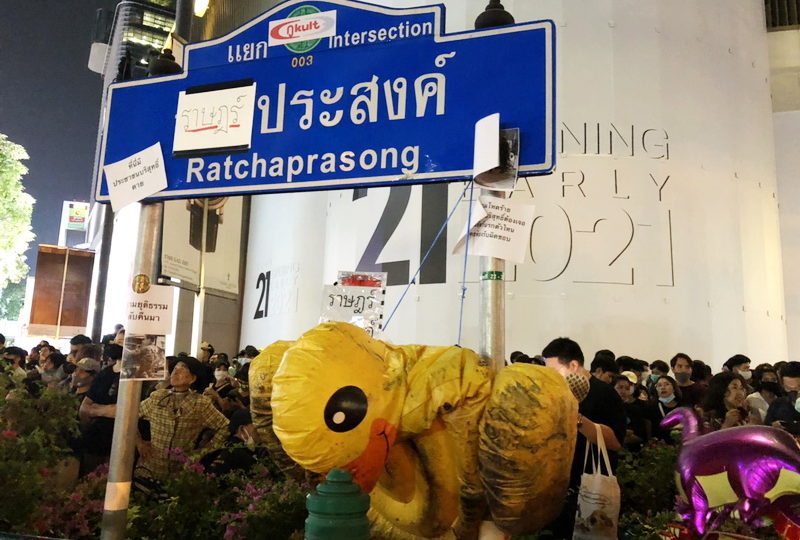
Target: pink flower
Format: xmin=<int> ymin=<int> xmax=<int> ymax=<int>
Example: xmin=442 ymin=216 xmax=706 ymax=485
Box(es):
xmin=1 ymin=430 xmax=17 ymax=438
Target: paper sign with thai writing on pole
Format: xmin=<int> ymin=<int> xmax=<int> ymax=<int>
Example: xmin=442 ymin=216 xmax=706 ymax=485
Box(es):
xmin=125 ymin=284 xmax=174 ymax=335
xmin=453 ymin=196 xmax=536 ymax=264
xmin=96 ymin=0 xmax=554 ymax=202
xmin=103 ymin=142 xmax=168 ymax=211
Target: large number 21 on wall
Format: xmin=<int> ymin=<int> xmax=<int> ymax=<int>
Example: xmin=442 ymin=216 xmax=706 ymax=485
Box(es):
xmin=354 ymin=183 xmax=449 ymax=286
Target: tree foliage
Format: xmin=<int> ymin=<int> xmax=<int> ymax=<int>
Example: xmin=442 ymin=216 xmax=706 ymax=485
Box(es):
xmin=0 ymin=279 xmax=26 ymax=321
xmin=0 ymin=133 xmax=35 ymax=291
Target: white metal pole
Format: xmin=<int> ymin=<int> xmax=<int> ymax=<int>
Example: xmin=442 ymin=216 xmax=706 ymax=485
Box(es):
xmin=99 ymin=202 xmax=162 ymax=540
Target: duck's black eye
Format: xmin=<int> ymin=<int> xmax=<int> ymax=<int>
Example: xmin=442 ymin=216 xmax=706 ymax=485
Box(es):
xmin=324 ymin=386 xmax=368 ymax=433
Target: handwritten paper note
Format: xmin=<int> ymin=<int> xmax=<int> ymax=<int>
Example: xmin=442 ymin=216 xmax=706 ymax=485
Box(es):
xmin=453 ymin=195 xmax=536 ymax=263
xmin=173 ymin=83 xmax=257 ymax=155
xmin=126 ymin=284 xmax=174 ymax=335
xmin=103 ymin=142 xmax=168 ymax=211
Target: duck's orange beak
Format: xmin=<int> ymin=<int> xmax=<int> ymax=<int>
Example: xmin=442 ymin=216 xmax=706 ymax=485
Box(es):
xmin=344 ymin=417 xmax=397 ymax=493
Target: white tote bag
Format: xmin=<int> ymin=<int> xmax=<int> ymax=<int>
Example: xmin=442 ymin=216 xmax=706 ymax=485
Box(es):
xmin=572 ymin=423 xmax=621 ymax=540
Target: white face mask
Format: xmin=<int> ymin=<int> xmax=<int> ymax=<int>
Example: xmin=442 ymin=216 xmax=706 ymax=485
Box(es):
xmin=214 ymin=371 xmax=228 ymax=382
xmin=739 ymin=369 xmax=752 ymax=380
xmin=239 ymin=357 xmax=251 ymax=365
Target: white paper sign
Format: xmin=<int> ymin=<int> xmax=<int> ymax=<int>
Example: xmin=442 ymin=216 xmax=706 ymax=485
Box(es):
xmin=126 ymin=284 xmax=174 ymax=335
xmin=320 ymin=284 xmax=385 ymax=337
xmin=453 ymin=196 xmax=536 ymax=263
xmin=173 ymin=83 xmax=257 ymax=154
xmin=103 ymin=142 xmax=168 ymax=211
xmin=473 ymin=113 xmax=500 ymax=177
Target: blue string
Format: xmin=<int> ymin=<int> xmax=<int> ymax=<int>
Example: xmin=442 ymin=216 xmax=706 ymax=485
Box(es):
xmin=382 ymin=181 xmax=474 ymax=332
xmin=456 ymin=181 xmax=476 ymax=346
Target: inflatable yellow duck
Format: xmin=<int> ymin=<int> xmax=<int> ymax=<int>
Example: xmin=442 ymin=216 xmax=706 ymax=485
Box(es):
xmin=254 ymin=322 xmax=577 ymax=540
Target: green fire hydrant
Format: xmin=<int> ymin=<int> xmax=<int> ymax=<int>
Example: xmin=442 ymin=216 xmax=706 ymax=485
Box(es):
xmin=305 ymin=469 xmax=370 ymax=540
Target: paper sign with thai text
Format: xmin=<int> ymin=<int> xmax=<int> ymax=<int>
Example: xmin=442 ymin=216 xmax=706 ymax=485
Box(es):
xmin=103 ymin=142 xmax=168 ymax=211
xmin=125 ymin=284 xmax=174 ymax=335
xmin=320 ymin=283 xmax=385 ymax=336
xmin=173 ymin=82 xmax=257 ymax=156
xmin=453 ymin=196 xmax=536 ymax=263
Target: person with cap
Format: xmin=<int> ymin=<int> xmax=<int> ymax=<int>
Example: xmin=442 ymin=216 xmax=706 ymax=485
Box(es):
xmin=71 ymin=356 xmax=101 ymax=398
xmin=136 ymin=357 xmax=229 ymax=481
xmin=614 ymin=372 xmax=649 ymax=450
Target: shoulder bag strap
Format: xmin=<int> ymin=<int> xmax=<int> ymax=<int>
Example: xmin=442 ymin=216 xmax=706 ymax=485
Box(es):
xmin=594 ymin=423 xmax=613 ymax=476
xmin=583 ymin=427 xmax=598 ymax=474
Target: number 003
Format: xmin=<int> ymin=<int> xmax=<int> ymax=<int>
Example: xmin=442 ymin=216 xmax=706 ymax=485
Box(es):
xmin=291 ymin=55 xmax=313 ymax=68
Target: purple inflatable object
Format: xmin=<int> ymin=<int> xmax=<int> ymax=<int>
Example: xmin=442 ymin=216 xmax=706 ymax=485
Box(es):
xmin=662 ymin=408 xmax=800 ymax=534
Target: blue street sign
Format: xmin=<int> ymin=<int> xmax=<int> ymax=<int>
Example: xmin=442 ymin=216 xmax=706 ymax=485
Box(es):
xmin=96 ymin=0 xmax=555 ymax=202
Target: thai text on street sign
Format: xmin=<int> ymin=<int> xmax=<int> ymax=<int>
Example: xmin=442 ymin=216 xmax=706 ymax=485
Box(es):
xmin=96 ymin=0 xmax=555 ymax=202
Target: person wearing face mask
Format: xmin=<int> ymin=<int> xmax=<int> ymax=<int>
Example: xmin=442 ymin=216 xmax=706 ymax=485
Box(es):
xmin=40 ymin=352 xmax=69 ymax=390
xmin=724 ymin=354 xmax=754 ymax=394
xmin=200 ymin=408 xmax=260 ymax=475
xmin=203 ymin=357 xmax=235 ymax=411
xmin=699 ymin=372 xmax=758 ymax=431
xmin=746 ymin=364 xmax=782 ymax=424
xmin=670 ymin=353 xmax=705 ymax=407
xmin=542 ymin=337 xmax=626 ymax=539
xmin=646 ymin=360 xmax=669 ymax=399
xmin=765 ymin=361 xmax=800 ymax=434
xmin=648 ymin=375 xmax=682 ymax=442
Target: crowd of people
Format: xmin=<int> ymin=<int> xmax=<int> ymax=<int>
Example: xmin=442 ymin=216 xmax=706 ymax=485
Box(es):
xmin=516 ymin=338 xmax=800 ymax=537
xmin=0 ymin=329 xmax=263 ymax=482
xmin=3 ymin=327 xmax=800 ymax=537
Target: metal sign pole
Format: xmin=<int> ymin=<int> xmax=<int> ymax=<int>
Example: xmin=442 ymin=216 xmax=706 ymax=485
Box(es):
xmin=475 ymin=1 xmax=514 ymax=371
xmin=101 ymin=3 xmax=190 ymax=537
xmin=100 ymin=201 xmax=162 ymax=540
xmin=478 ymin=193 xmax=506 ymax=371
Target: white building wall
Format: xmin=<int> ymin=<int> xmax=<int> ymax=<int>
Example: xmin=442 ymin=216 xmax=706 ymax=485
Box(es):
xmin=240 ymin=0 xmax=787 ymax=370
xmin=774 ymin=112 xmax=800 ymax=361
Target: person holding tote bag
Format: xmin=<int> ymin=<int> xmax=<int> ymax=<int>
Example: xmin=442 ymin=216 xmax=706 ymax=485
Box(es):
xmin=572 ymin=424 xmax=621 ymax=540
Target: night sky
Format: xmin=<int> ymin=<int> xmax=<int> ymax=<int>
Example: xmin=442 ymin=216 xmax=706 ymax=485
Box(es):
xmin=1 ymin=0 xmax=119 ymax=274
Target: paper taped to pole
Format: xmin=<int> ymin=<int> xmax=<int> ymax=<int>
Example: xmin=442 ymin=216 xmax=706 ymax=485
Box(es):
xmin=453 ymin=196 xmax=536 ymax=264
xmin=121 ymin=284 xmax=173 ymax=381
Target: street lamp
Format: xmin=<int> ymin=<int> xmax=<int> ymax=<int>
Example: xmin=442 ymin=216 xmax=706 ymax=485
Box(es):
xmin=475 ymin=0 xmax=515 ymax=30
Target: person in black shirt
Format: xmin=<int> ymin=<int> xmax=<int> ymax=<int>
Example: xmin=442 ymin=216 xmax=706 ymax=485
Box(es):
xmin=542 ymin=337 xmax=627 ymax=539
xmin=671 ymin=353 xmax=705 ymax=407
xmin=648 ymin=375 xmax=682 ymax=442
xmin=613 ymin=373 xmax=649 ymax=450
xmin=79 ymin=343 xmax=123 ymax=476
xmin=765 ymin=361 xmax=800 ymax=435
